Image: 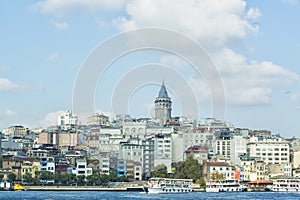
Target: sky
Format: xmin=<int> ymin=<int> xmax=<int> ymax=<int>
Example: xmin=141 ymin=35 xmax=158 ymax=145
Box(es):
xmin=1 ymin=0 xmax=300 ymax=138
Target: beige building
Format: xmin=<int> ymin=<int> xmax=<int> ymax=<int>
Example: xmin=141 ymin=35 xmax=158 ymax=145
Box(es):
xmin=293 ymin=151 xmax=300 ymax=168
xmin=58 ymin=132 xmax=78 ymax=147
xmin=38 ymin=131 xmax=57 ymax=145
xmin=2 ymin=125 xmax=28 ymax=137
xmin=87 ymin=113 xmax=110 ymax=127
xmin=241 ymin=160 xmax=269 ymax=181
xmin=21 ymin=160 xmax=40 ymax=179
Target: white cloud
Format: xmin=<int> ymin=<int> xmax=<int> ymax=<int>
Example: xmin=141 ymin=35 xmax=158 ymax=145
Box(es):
xmin=160 ymin=49 xmax=299 ymax=106
xmin=246 ymin=8 xmax=262 ymax=21
xmin=290 ymin=93 xmax=299 ymax=102
xmin=30 ymin=0 xmax=127 ymax=17
xmin=0 ymin=65 xmax=9 ymax=70
xmin=116 ymin=0 xmax=259 ymax=48
xmin=5 ymin=110 xmax=16 ymax=117
xmin=282 ymin=0 xmax=298 ymax=6
xmin=0 ymin=78 xmax=24 ymax=92
xmin=51 ymin=19 xmax=69 ymax=31
xmin=39 ymin=110 xmax=65 ymax=127
xmin=214 ymin=49 xmax=299 ymax=105
xmin=44 ymin=52 xmax=59 ymax=61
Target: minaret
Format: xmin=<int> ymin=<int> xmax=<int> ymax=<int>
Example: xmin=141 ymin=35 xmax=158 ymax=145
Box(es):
xmin=154 ymin=81 xmax=172 ymax=126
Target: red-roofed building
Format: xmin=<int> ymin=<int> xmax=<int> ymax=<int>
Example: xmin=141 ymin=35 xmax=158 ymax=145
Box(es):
xmin=185 ymin=145 xmax=208 ymax=164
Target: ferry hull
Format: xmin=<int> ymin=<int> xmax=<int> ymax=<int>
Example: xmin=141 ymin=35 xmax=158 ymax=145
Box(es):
xmin=206 ymin=187 xmax=246 ymax=192
xmin=267 ymin=187 xmax=300 ymax=192
xmin=146 ymin=187 xmax=192 ymax=194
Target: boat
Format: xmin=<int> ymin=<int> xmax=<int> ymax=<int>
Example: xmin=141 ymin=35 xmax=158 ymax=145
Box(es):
xmin=248 ymin=180 xmax=273 ymax=192
xmin=144 ymin=177 xmax=193 ymax=194
xmin=13 ymin=183 xmax=25 ymax=191
xmin=267 ymin=179 xmax=300 ymax=192
xmin=205 ymin=179 xmax=246 ymax=192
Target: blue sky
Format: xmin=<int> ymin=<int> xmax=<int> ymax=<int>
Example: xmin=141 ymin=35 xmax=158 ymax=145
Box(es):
xmin=0 ymin=0 xmax=300 ymax=138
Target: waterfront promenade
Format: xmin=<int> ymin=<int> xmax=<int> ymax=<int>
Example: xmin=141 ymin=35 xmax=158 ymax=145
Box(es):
xmin=24 ymin=185 xmax=144 ymax=191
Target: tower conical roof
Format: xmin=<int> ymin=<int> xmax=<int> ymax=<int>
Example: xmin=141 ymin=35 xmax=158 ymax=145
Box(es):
xmin=158 ymin=81 xmax=169 ymax=98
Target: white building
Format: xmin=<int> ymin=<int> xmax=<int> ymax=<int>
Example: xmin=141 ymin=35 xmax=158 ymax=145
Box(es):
xmin=119 ymin=143 xmax=144 ymax=164
xmin=204 ymin=161 xmax=233 ymax=181
xmin=247 ymin=137 xmax=290 ymax=165
xmin=75 ymin=159 xmax=93 ymax=177
xmin=182 ymin=128 xmax=216 ymax=152
xmin=123 ymin=121 xmax=147 ymax=139
xmin=230 ymin=135 xmax=247 ymax=166
xmin=58 ymin=110 xmax=78 ymax=130
xmin=99 ymin=152 xmax=110 ymax=175
xmin=153 ymin=134 xmax=173 ymax=173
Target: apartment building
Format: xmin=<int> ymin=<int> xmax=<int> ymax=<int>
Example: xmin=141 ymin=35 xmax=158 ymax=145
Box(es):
xmin=75 ymin=159 xmax=92 ymax=177
xmin=153 ymin=134 xmax=173 ymax=173
xmin=247 ymin=137 xmax=290 ymax=165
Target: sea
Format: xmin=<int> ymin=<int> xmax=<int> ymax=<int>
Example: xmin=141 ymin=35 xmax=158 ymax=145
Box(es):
xmin=0 ymin=191 xmax=299 ymax=200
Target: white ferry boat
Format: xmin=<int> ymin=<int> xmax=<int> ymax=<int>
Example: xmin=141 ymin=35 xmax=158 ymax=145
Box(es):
xmin=144 ymin=177 xmax=193 ymax=194
xmin=267 ymin=179 xmax=300 ymax=192
xmin=206 ymin=179 xmax=246 ymax=192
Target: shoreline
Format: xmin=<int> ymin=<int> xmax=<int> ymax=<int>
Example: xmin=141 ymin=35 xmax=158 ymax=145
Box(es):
xmin=23 ymin=186 xmax=144 ymax=192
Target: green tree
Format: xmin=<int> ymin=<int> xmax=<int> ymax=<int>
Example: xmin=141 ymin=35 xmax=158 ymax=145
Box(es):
xmin=77 ymin=175 xmax=86 ymax=185
xmin=173 ymin=156 xmax=202 ymax=182
xmin=60 ymin=173 xmax=70 ymax=184
xmin=0 ymin=156 xmax=3 ymax=168
xmin=0 ymin=174 xmax=4 ymax=182
xmin=69 ymin=174 xmax=77 ymax=185
xmin=108 ymin=171 xmax=118 ymax=182
xmin=196 ymin=177 xmax=206 ymax=188
xmin=86 ymin=174 xmax=100 ymax=186
xmin=150 ymin=164 xmax=169 ymax=178
xmin=7 ymin=173 xmax=17 ymax=182
xmin=54 ymin=172 xmax=61 ymax=184
xmin=23 ymin=172 xmax=34 ymax=184
xmin=99 ymin=174 xmax=109 ymax=186
xmin=117 ymin=175 xmax=129 ymax=182
xmin=40 ymin=171 xmax=54 ymax=184
xmin=33 ymin=171 xmax=41 ymax=184
xmin=210 ymin=171 xmax=225 ymax=181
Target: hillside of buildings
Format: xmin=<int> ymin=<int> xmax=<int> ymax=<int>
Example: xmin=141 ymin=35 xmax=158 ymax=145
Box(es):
xmin=1 ymin=83 xmax=300 ymax=185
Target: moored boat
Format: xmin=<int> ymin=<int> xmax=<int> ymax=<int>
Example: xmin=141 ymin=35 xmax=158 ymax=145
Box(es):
xmin=206 ymin=179 xmax=246 ymax=192
xmin=13 ymin=183 xmax=25 ymax=191
xmin=144 ymin=177 xmax=193 ymax=194
xmin=267 ymin=179 xmax=300 ymax=192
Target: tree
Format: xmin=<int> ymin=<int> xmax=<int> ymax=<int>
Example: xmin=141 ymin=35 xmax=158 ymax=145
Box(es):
xmin=23 ymin=173 xmax=34 ymax=184
xmin=7 ymin=173 xmax=17 ymax=182
xmin=86 ymin=174 xmax=100 ymax=186
xmin=196 ymin=177 xmax=206 ymax=188
xmin=99 ymin=174 xmax=109 ymax=186
xmin=54 ymin=172 xmax=61 ymax=184
xmin=40 ymin=171 xmax=54 ymax=184
xmin=0 ymin=174 xmax=4 ymax=182
xmin=173 ymin=156 xmax=202 ymax=182
xmin=210 ymin=171 xmax=225 ymax=181
xmin=0 ymin=156 xmax=3 ymax=168
xmin=108 ymin=171 xmax=117 ymax=182
xmin=150 ymin=164 xmax=169 ymax=178
xmin=77 ymin=175 xmax=86 ymax=185
xmin=117 ymin=175 xmax=128 ymax=182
